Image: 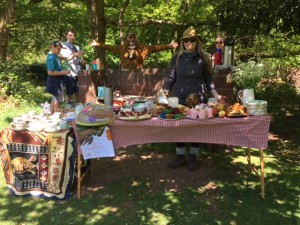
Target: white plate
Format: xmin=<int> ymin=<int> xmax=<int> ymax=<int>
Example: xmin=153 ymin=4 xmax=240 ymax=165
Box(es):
xmin=186 ymin=115 xmax=214 ymax=120
xmin=158 ymin=116 xmax=183 ymax=121
xmin=10 ymin=126 xmax=26 ymax=131
xmin=27 ymin=126 xmax=44 ymax=132
xmin=118 ymin=114 xmax=151 ymax=121
xmin=44 ymin=126 xmax=61 ymax=133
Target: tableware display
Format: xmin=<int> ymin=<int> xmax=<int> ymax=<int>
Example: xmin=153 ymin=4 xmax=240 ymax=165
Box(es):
xmin=13 ymin=117 xmax=23 ymax=123
xmin=118 ymin=113 xmax=151 ymax=121
xmin=168 ymin=97 xmax=179 ymax=108
xmin=133 ymin=103 xmax=146 ymax=113
xmin=59 ymin=120 xmax=69 ymax=129
xmin=189 ymin=108 xmax=198 ymax=119
xmin=44 ymin=125 xmax=61 ymax=133
xmin=197 ymin=110 xmax=207 ymax=119
xmin=10 ymin=122 xmax=27 ymax=131
xmin=238 ymin=89 xmax=255 ymax=105
xmin=246 ymin=100 xmax=267 ymax=116
xmin=27 ymin=125 xmax=44 ymax=132
xmin=27 ymin=121 xmax=44 ymax=132
xmin=208 ymin=97 xmax=218 ymax=104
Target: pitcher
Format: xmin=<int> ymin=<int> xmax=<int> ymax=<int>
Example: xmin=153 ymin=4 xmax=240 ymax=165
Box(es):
xmin=238 ymin=89 xmax=255 ymax=105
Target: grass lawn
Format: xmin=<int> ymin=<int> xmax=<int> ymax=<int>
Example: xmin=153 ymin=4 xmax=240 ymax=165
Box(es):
xmin=0 ymin=102 xmax=299 ymax=225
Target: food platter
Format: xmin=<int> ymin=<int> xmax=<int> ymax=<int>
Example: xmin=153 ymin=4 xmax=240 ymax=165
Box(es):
xmin=158 ymin=116 xmax=183 ymax=121
xmin=117 ymin=114 xmax=151 ymax=121
xmin=186 ymin=115 xmax=214 ymax=120
xmin=226 ymin=113 xmax=248 ymax=118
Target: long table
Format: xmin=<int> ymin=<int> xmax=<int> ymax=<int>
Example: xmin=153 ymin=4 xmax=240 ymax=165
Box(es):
xmin=107 ymin=115 xmax=272 ymax=198
xmin=1 ymin=115 xmax=271 ymax=199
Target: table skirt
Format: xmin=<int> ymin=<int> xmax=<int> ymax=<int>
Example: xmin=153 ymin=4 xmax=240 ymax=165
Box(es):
xmin=0 ymin=129 xmax=76 ymax=200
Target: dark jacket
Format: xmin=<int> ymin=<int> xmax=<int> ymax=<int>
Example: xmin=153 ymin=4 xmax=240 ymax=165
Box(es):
xmin=165 ymin=51 xmax=216 ymax=105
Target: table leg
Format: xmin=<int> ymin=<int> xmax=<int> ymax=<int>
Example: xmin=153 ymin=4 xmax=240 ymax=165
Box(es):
xmin=260 ymin=149 xmax=265 ymax=198
xmin=77 ymin=145 xmax=82 ymax=199
xmin=90 ymin=159 xmax=93 ymax=178
xmin=247 ymin=148 xmax=251 ymax=176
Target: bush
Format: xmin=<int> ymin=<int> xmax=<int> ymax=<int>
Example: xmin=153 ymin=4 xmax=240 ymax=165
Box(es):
xmin=0 ymin=61 xmax=50 ymax=105
xmin=29 ymin=63 xmax=48 ymax=81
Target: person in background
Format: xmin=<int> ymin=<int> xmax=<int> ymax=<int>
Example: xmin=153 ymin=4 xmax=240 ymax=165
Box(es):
xmin=46 ymin=41 xmax=70 ymax=113
xmin=215 ymin=36 xmax=224 ymax=52
xmin=163 ymin=28 xmax=227 ymax=171
xmin=213 ymin=36 xmax=224 ymax=66
xmin=60 ymin=29 xmax=85 ymax=105
xmin=90 ymin=32 xmax=178 ymax=69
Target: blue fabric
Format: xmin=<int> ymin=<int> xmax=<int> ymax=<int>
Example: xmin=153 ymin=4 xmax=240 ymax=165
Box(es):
xmin=165 ymin=52 xmax=215 ymax=105
xmin=46 ymin=53 xmax=64 ymax=97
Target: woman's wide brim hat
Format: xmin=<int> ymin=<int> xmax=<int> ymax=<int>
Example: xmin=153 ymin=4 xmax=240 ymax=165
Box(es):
xmin=179 ymin=28 xmax=201 ymax=40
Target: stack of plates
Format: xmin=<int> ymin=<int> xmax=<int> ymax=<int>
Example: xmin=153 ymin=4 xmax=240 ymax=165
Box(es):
xmin=246 ymin=100 xmax=267 ymax=116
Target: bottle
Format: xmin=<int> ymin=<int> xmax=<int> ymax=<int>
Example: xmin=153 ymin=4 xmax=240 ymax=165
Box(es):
xmin=104 ymin=84 xmax=113 ymax=107
xmin=92 ymin=60 xmax=97 ymax=70
xmin=214 ymin=48 xmax=222 ymax=66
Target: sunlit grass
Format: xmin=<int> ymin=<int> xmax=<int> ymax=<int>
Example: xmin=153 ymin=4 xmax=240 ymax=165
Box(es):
xmin=0 ymin=100 xmax=299 ymax=224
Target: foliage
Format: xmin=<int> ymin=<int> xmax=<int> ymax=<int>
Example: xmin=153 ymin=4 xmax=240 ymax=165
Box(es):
xmin=214 ymin=0 xmax=300 ymax=37
xmin=0 ymin=62 xmax=50 ymax=105
xmin=230 ymin=59 xmax=268 ymax=89
xmin=257 ymin=64 xmax=299 ymax=104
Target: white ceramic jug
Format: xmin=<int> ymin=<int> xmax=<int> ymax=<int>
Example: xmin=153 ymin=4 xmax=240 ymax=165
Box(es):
xmin=238 ymin=89 xmax=255 ymax=105
xmin=168 ymin=97 xmax=179 ymax=108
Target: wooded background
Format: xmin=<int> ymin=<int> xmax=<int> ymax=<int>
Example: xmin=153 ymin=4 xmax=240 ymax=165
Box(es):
xmin=0 ymin=0 xmax=299 ymax=68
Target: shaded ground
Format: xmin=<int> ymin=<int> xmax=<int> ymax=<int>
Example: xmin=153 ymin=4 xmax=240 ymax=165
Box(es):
xmin=77 ymin=144 xmax=239 ymax=196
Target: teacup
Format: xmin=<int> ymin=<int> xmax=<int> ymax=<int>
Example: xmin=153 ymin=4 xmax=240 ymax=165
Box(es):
xmin=197 ymin=110 xmax=207 ymax=119
xmin=14 ymin=122 xmax=25 ymax=130
xmin=45 ymin=122 xmax=58 ymax=132
xmin=13 ymin=117 xmax=22 ymax=123
xmin=189 ymin=108 xmax=198 ymax=119
xmin=59 ymin=120 xmax=68 ymax=129
xmin=206 ymin=107 xmax=213 ymax=118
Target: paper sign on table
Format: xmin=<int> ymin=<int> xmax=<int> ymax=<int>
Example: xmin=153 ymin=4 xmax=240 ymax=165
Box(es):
xmin=81 ymin=126 xmax=115 ymax=159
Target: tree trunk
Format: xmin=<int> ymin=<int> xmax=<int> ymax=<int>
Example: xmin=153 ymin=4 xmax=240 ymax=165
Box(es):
xmin=86 ymin=0 xmax=106 ymax=67
xmin=0 ymin=0 xmax=16 ymax=63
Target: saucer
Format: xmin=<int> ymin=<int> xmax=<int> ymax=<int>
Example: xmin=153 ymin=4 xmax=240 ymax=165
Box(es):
xmin=27 ymin=126 xmax=44 ymax=132
xmin=44 ymin=126 xmax=61 ymax=133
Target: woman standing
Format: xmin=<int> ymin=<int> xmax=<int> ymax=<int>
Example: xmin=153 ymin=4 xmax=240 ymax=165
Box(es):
xmin=164 ymin=28 xmax=227 ymax=171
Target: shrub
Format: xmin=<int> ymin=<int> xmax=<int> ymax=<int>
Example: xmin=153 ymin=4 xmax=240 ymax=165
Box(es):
xmin=0 ymin=61 xmax=50 ymax=105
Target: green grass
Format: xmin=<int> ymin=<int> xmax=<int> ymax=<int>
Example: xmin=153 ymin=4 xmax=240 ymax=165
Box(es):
xmin=0 ymin=101 xmax=299 ymax=225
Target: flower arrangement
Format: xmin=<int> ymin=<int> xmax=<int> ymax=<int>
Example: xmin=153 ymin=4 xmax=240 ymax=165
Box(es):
xmin=230 ymin=60 xmax=267 ymax=89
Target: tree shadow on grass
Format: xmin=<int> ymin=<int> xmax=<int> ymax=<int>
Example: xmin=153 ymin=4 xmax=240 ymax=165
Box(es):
xmin=0 ymin=104 xmax=299 ymax=225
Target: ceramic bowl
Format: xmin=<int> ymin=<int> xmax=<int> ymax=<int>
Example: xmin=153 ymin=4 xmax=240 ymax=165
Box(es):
xmin=133 ymin=103 xmax=146 ymax=112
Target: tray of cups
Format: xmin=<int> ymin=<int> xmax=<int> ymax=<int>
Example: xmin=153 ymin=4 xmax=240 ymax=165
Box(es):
xmin=158 ymin=112 xmax=184 ymax=121
xmin=10 ymin=123 xmax=27 ymax=131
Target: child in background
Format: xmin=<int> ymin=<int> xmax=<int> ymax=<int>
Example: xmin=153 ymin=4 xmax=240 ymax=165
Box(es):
xmin=46 ymin=40 xmax=70 ymax=113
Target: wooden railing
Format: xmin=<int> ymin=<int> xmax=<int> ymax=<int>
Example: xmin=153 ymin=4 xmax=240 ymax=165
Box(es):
xmin=77 ymin=67 xmax=234 ymax=103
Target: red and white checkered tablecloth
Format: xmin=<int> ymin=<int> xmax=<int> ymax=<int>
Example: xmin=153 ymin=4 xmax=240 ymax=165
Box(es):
xmin=109 ymin=116 xmax=272 ymax=150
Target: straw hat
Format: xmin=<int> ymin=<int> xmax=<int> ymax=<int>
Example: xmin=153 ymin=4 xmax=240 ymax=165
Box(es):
xmin=180 ymin=28 xmax=201 ymax=40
